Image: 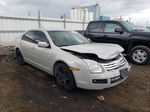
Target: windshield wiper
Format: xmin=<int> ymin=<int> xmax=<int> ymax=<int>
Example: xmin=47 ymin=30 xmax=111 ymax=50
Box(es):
xmin=60 ymin=42 xmax=89 ymax=47
xmin=60 ymin=43 xmax=81 ymax=47
xmin=132 ymin=29 xmax=144 ymax=31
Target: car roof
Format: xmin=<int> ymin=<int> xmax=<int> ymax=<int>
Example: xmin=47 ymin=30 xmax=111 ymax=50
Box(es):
xmin=89 ymin=20 xmax=123 ymax=23
xmin=47 ymin=30 xmax=73 ymax=32
xmin=26 ymin=29 xmax=74 ymax=32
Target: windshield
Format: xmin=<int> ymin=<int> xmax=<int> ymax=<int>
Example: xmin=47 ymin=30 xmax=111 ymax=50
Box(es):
xmin=137 ymin=26 xmax=149 ymax=31
xmin=48 ymin=31 xmax=89 ymax=47
xmin=121 ymin=21 xmax=144 ymax=31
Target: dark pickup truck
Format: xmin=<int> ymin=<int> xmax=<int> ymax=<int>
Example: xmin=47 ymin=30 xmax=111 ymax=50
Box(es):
xmin=81 ymin=20 xmax=150 ymax=65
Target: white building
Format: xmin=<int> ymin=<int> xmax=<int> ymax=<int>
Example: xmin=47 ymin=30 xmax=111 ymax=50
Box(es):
xmin=71 ymin=7 xmax=93 ymax=21
xmin=88 ymin=12 xmax=93 ymax=21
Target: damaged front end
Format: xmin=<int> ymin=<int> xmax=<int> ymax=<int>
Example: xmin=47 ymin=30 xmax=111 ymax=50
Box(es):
xmin=62 ymin=48 xmax=101 ymax=61
xmin=62 ymin=49 xmax=126 ymax=71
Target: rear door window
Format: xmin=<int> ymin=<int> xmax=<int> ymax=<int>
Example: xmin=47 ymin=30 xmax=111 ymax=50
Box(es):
xmin=88 ymin=22 xmax=105 ymax=33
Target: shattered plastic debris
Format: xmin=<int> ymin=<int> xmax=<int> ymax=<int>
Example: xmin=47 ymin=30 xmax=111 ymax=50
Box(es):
xmin=30 ymin=100 xmax=33 ymax=103
xmin=92 ymin=105 xmax=96 ymax=108
xmin=52 ymin=85 xmax=56 ymax=87
xmin=97 ymin=96 xmax=105 ymax=101
xmin=59 ymin=96 xmax=68 ymax=99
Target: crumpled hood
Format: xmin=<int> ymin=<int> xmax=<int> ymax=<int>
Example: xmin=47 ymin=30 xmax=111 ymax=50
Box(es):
xmin=61 ymin=43 xmax=124 ymax=60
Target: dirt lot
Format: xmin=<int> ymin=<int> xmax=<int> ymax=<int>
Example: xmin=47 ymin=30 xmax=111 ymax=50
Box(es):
xmin=0 ymin=48 xmax=149 ymax=112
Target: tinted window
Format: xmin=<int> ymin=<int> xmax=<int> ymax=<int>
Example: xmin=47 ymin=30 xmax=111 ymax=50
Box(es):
xmin=104 ymin=23 xmax=121 ymax=33
xmin=22 ymin=31 xmax=35 ymax=43
xmin=88 ymin=22 xmax=105 ymax=33
xmin=34 ymin=31 xmax=49 ymax=43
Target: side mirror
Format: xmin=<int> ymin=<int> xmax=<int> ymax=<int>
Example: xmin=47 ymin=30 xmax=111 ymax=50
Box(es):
xmin=115 ymin=28 xmax=124 ymax=34
xmin=38 ymin=42 xmax=49 ymax=48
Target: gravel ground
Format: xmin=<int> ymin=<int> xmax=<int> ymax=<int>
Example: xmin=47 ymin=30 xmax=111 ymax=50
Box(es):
xmin=0 ymin=49 xmax=149 ymax=112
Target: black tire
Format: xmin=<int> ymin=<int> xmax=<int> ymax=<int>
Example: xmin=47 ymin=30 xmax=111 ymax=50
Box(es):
xmin=54 ymin=63 xmax=76 ymax=91
xmin=16 ymin=49 xmax=25 ymax=65
xmin=129 ymin=46 xmax=150 ymax=65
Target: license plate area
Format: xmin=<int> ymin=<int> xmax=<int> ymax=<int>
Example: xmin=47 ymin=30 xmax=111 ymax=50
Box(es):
xmin=120 ymin=68 xmax=128 ymax=79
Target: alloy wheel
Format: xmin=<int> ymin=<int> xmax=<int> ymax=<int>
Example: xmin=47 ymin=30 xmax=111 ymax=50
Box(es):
xmin=132 ymin=49 xmax=147 ymax=63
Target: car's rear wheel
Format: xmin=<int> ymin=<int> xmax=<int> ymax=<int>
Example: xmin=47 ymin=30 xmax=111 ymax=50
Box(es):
xmin=129 ymin=46 xmax=150 ymax=65
xmin=54 ymin=63 xmax=76 ymax=91
xmin=16 ymin=49 xmax=25 ymax=65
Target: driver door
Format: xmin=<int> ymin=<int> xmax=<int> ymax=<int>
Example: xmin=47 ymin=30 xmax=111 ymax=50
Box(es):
xmin=32 ymin=31 xmax=53 ymax=73
xmin=103 ymin=23 xmax=129 ymax=48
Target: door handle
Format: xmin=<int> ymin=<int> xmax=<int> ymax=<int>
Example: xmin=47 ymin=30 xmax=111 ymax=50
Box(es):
xmin=104 ymin=35 xmax=108 ymax=38
xmin=89 ymin=33 xmax=93 ymax=36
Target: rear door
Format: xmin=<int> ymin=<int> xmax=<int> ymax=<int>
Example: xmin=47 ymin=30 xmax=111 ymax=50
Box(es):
xmin=86 ymin=22 xmax=107 ymax=42
xmin=20 ymin=31 xmax=35 ymax=61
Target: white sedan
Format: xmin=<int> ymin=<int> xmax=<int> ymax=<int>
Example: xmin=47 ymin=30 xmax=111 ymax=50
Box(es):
xmin=15 ymin=29 xmax=131 ymax=91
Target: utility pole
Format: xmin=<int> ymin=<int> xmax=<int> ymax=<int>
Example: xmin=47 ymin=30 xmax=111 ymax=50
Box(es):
xmin=83 ymin=9 xmax=86 ymax=30
xmin=129 ymin=18 xmax=131 ymax=22
xmin=146 ymin=20 xmax=149 ymax=26
xmin=28 ymin=11 xmax=31 ymax=16
xmin=120 ymin=16 xmax=122 ymax=21
xmin=64 ymin=14 xmax=66 ymax=29
xmin=38 ymin=10 xmax=41 ymax=28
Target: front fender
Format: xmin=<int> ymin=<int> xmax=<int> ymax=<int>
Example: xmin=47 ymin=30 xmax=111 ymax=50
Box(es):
xmin=53 ymin=50 xmax=86 ymax=69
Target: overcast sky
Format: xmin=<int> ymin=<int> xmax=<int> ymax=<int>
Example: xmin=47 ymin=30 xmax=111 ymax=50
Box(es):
xmin=0 ymin=0 xmax=150 ymax=24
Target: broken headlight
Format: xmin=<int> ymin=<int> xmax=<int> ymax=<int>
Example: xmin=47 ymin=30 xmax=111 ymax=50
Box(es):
xmin=83 ymin=59 xmax=103 ymax=73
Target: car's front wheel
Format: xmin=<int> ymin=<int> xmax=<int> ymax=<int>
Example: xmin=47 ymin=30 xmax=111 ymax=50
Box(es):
xmin=129 ymin=46 xmax=150 ymax=65
xmin=16 ymin=49 xmax=25 ymax=65
xmin=54 ymin=63 xmax=76 ymax=91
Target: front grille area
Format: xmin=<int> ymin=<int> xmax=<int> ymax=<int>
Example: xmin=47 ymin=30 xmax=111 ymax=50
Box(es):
xmin=101 ymin=56 xmax=126 ymax=71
